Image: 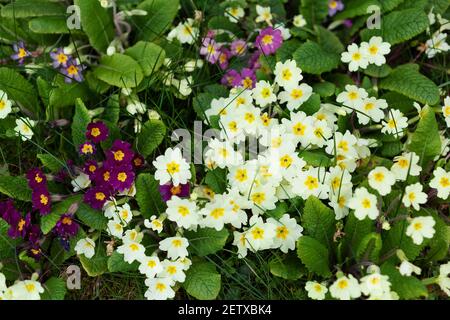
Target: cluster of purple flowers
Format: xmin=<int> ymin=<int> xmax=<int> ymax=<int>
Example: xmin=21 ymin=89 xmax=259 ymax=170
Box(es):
xmin=26 ymin=168 xmax=51 ymax=215
xmin=200 ymin=27 xmax=283 ymax=90
xmin=50 ymin=47 xmax=86 ymax=83
xmin=81 ymin=121 xmax=144 ymax=210
xmin=0 ymin=200 xmax=43 ymax=260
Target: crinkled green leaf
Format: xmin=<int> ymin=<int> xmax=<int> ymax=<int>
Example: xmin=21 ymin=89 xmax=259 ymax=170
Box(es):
xmin=183 ymin=260 xmax=221 ymax=300
xmin=1 ymin=0 xmax=66 ymax=18
xmin=301 ymin=196 xmax=335 ymax=246
xmin=296 ymin=236 xmax=331 ymax=277
xmin=293 ymin=41 xmax=340 ymax=75
xmin=136 ymin=119 xmax=166 ymax=158
xmin=185 ymin=228 xmax=229 ymax=257
xmin=76 ymin=203 xmax=108 ymax=231
xmin=380 ymin=64 xmax=440 ymax=105
xmin=71 ymin=99 xmax=91 ymax=149
xmin=356 ymin=232 xmax=382 ymax=263
xmin=135 ymin=0 xmax=179 ymax=41
xmin=300 ymin=0 xmax=328 ymax=26
xmin=93 ymin=54 xmax=144 ymax=88
xmin=0 ymin=175 xmax=31 ymax=202
xmin=381 ymin=262 xmax=428 ymax=299
xmin=335 ymin=0 xmax=380 ymax=20
xmin=135 ymin=173 xmax=165 ymax=218
xmin=41 ymin=277 xmax=67 ymax=300
xmin=269 ymin=254 xmax=304 ymax=280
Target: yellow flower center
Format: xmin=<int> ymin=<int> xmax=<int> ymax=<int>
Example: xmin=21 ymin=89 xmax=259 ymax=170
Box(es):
xmin=276 ymin=226 xmax=289 ymax=239
xmin=210 ymin=208 xmax=225 ymax=219
xmin=348 ymin=92 xmax=358 ymax=100
xmin=251 ymin=227 xmax=265 ymax=240
xmin=95 ymin=192 xmax=106 ymax=201
xmin=178 ymin=206 xmax=189 ymax=217
xmin=304 ymin=176 xmax=319 ymax=190
xmin=251 ymin=192 xmax=266 ymax=205
xmin=91 ymin=127 xmax=101 ymax=137
xmin=156 ymin=282 xmax=166 ymax=292
xmin=290 ymin=88 xmax=303 ymax=99
xmin=364 ymin=103 xmax=375 ymax=111
xmin=261 ymin=88 xmax=271 ymax=98
xmin=172 ymin=239 xmax=182 ymax=247
xmin=166 ymin=161 xmax=180 ymax=175
xmin=282 ymin=69 xmax=292 ymax=81
xmin=57 ymin=53 xmax=68 ymax=64
xmin=18 ymin=219 xmax=26 ymax=231
xmin=369 ymin=45 xmax=378 ymax=55
xmin=245 ymin=112 xmax=255 ymax=123
xmin=352 ymin=52 xmax=361 ymax=61
xmin=62 ymin=217 xmax=72 ymax=225
xmin=338 ymin=279 xmax=348 ymax=289
xmin=129 ymin=243 xmax=139 ymax=251
xmin=82 ymin=144 xmax=93 ymax=154
xmin=362 ymin=198 xmax=371 ymax=209
xmin=242 ymin=77 xmax=253 ymax=88
xmin=40 ymin=194 xmax=48 ymax=205
xmin=114 ymin=150 xmax=125 ymax=161
xmin=235 ymin=169 xmax=248 ymax=182
xmin=440 ymin=177 xmax=450 ymax=188
xmin=262 ymin=34 xmax=273 ymax=45
xmin=413 ymin=222 xmax=423 ymax=231
xmin=280 ymin=155 xmax=293 ymax=168
xmin=67 ymin=65 xmax=78 ymax=76
xmin=293 ymin=122 xmax=306 ymax=136
xmin=373 ymin=172 xmax=384 ymax=182
xmin=117 ymin=172 xmax=127 ymax=182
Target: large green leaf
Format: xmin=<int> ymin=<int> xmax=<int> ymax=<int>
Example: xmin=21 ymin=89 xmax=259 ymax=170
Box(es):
xmin=135 ymin=0 xmax=180 ymax=41
xmin=380 ymin=64 xmax=440 ymax=106
xmin=71 ymin=99 xmax=91 ymax=149
xmin=74 ymin=0 xmax=115 ymax=52
xmin=79 ymin=245 xmax=108 ymax=277
xmin=136 ymin=119 xmax=166 ymax=158
xmin=361 ymin=9 xmax=429 ymax=45
xmin=93 ymin=54 xmax=144 ymax=88
xmin=183 ymin=260 xmax=221 ymax=300
xmin=0 ymin=68 xmax=39 ymax=115
xmin=380 ymin=262 xmax=428 ymax=299
xmin=1 ymin=0 xmax=66 ymax=18
xmin=185 ymin=228 xmax=229 ymax=257
xmin=407 ymin=105 xmax=441 ymax=167
xmin=29 ymin=17 xmax=69 ymax=34
xmin=293 ymin=41 xmax=340 ymax=75
xmin=300 ymin=0 xmax=328 ymax=26
xmin=48 ymin=81 xmax=91 ymax=109
xmin=379 ymin=0 xmax=405 ymax=11
xmin=37 ymin=154 xmax=64 ymax=172
xmin=342 ymin=212 xmax=374 ymax=257
xmin=107 ymin=252 xmax=139 ymax=272
xmin=0 ymin=175 xmax=31 ymax=202
xmin=296 ymin=236 xmax=331 ymax=277
xmin=301 ymin=196 xmax=335 ymax=246
xmin=76 ymin=203 xmax=108 ymax=231
xmin=135 ymin=173 xmax=165 ymax=218
xmin=269 ymin=254 xmax=304 ymax=280
xmin=335 ymin=0 xmax=380 ymax=20
xmin=355 ymin=232 xmax=382 ymax=263
xmin=125 ymin=41 xmax=166 ymax=77
xmin=41 ymin=277 xmax=67 ymax=300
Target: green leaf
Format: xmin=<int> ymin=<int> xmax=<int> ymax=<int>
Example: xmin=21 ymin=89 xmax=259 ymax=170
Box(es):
xmin=79 ymin=245 xmax=108 ymax=277
xmin=293 ymin=41 xmax=340 ymax=75
xmin=185 ymin=228 xmax=229 ymax=257
xmin=424 ymin=210 xmax=450 ymax=261
xmin=335 ymin=0 xmax=380 ymax=19
xmin=37 ymin=154 xmax=64 ymax=172
xmin=360 ymin=9 xmax=429 ymax=45
xmin=41 ymin=196 xmax=81 ymax=234
xmin=48 ymin=82 xmax=91 ymax=109
xmin=342 ymin=212 xmax=374 ymax=256
xmin=1 ymin=0 xmax=66 ymax=18
xmin=299 ymin=150 xmax=332 ymax=167
xmin=71 ymin=99 xmax=91 ymax=149
xmin=125 ymin=41 xmax=166 ymax=77
xmin=74 ymin=0 xmax=115 ymax=52
xmin=296 ymin=236 xmax=331 ymax=277
xmin=312 ymin=82 xmax=336 ymax=97
xmin=107 ymin=252 xmax=139 ymax=272
xmin=276 ymin=39 xmax=301 ymax=62
xmin=136 ymin=119 xmax=166 ymax=158
xmin=183 ymin=260 xmax=221 ymax=300
xmin=76 ymin=203 xmax=108 ymax=231
xmin=205 ymin=168 xmax=228 ymax=194
xmin=135 ymin=0 xmax=180 ymax=41
xmin=380 ymin=262 xmax=428 ymax=299
xmin=135 ymin=173 xmax=165 ymax=218
xmin=300 ymin=93 xmax=321 ymax=115
xmin=269 ymin=254 xmax=304 ymax=280
xmin=379 ymin=0 xmax=405 ymax=11
xmin=363 ymin=64 xmax=392 ymax=78
xmin=93 ymin=54 xmax=144 ymax=88
xmin=207 ymin=16 xmax=243 ymax=37
xmin=316 ymin=26 xmax=344 ymax=54
xmin=355 ymin=232 xmax=382 ymax=262
xmin=29 ymin=17 xmax=69 ymax=34
xmin=380 ymin=64 xmax=440 ymax=106
xmin=0 ymin=67 xmax=39 ymax=115
xmin=300 ymin=0 xmax=328 ymax=26
xmin=382 ymin=220 xmax=425 ymax=260
xmin=0 ymin=218 xmax=21 ymax=260
xmin=301 ymin=196 xmax=335 ymax=246
xmin=41 ymin=277 xmax=67 ymax=300
xmin=407 ymin=105 xmax=441 ymax=167
xmin=102 ymin=95 xmax=120 ymax=124
xmin=426 ymin=0 xmax=450 ymax=14
xmin=0 ymin=175 xmax=31 ymax=202
xmin=382 ymin=92 xmax=414 ymax=114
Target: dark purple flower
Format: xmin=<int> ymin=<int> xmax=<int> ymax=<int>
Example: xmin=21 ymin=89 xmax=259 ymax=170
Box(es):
xmin=8 ymin=213 xmax=31 ymax=239
xmin=159 ymin=183 xmax=190 ymax=202
xmin=31 ymin=189 xmax=51 ymax=215
xmin=106 ymin=140 xmax=134 ymax=165
xmin=231 ymin=39 xmax=247 ymax=56
xmin=84 ymin=185 xmax=111 ymax=209
xmin=86 ymin=121 xmax=109 ymax=143
xmin=50 ymin=48 xmax=70 ymax=68
xmin=27 ymin=225 xmax=42 ymax=244
xmin=255 ymin=27 xmax=283 ymax=55
xmin=221 ymin=69 xmax=241 ymax=87
xmin=239 ymin=68 xmax=256 ymax=89
xmin=11 ymin=41 xmax=31 ymax=64
xmin=110 ymin=165 xmax=135 ymax=192
xmin=200 ymin=37 xmax=221 ymax=64
xmin=61 ymin=58 xmax=86 ymax=83
xmin=218 ymin=48 xmax=230 ymax=70
xmin=28 ymin=244 xmax=42 ymax=261
xmin=248 ymin=51 xmax=261 ymax=70
xmin=132 ymin=153 xmax=145 ymax=170
xmin=328 ymin=0 xmax=344 ymax=16
xmin=343 ymin=19 xmax=353 ymax=28
xmin=54 ymin=213 xmax=79 ymax=239
xmin=26 ymin=168 xmax=47 ymax=189
xmin=0 ymin=200 xmax=21 ymax=225
xmin=93 ymin=165 xmax=113 ymax=187
xmin=84 ymin=160 xmax=99 ymax=179
xmin=79 ymin=141 xmax=96 ymax=156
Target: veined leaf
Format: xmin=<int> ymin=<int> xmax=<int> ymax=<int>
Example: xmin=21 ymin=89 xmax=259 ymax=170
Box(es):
xmin=125 ymin=41 xmax=166 ymax=77
xmin=293 ymin=41 xmax=340 ymax=75
xmin=297 ymin=236 xmax=331 ymax=277
xmin=135 ymin=173 xmax=165 ymax=218
xmin=0 ymin=175 xmax=31 ymax=202
xmin=135 ymin=0 xmax=179 ymax=41
xmin=71 ymin=99 xmax=91 ymax=149
xmin=1 ymin=0 xmax=66 ymax=18
xmin=93 ymin=54 xmax=144 ymax=88
xmin=136 ymin=119 xmax=166 ymax=158
xmin=183 ymin=260 xmax=221 ymax=300
xmin=185 ymin=228 xmax=229 ymax=257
